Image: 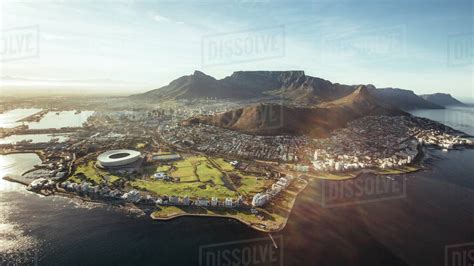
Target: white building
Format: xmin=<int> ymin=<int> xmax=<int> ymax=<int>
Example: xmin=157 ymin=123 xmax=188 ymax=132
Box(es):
xmin=81 ymin=182 xmax=90 ymax=193
xmin=236 ymin=196 xmax=243 ymax=206
xmin=252 ymin=193 xmax=269 ymax=207
xmin=276 ymin=177 xmax=289 ymax=188
xmin=121 ymin=190 xmax=141 ymax=203
xmin=211 ymin=197 xmax=218 ymax=207
xmin=169 ymin=196 xmax=179 ymax=205
xmin=272 ymin=183 xmax=283 ymax=193
xmin=328 ymin=159 xmax=335 ymax=170
xmin=182 ymin=196 xmax=190 ymax=205
xmin=225 ymin=198 xmax=233 ymax=207
xmin=196 ymin=198 xmax=209 ymax=206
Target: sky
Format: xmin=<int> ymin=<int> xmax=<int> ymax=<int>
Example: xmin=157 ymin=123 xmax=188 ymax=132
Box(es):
xmin=0 ymin=0 xmax=473 ymax=98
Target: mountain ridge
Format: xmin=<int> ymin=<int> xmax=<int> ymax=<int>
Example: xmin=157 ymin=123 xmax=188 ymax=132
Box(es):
xmin=183 ymin=85 xmax=407 ymax=137
xmin=421 ymin=93 xmax=465 ymax=106
xmin=130 ymin=70 xmax=454 ymax=110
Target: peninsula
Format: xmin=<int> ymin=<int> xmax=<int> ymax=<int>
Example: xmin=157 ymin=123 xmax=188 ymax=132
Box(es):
xmin=1 ymin=71 xmax=472 ymax=232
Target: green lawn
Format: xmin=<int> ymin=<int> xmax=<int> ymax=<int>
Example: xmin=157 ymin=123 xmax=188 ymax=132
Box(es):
xmin=213 ymin=158 xmax=235 ymax=171
xmin=156 ymin=165 xmax=171 ymax=172
xmin=187 ymin=156 xmax=207 ymax=163
xmin=197 ymin=163 xmax=224 ymax=185
xmin=167 ymin=156 xmax=219 ymax=183
xmin=72 ymin=161 xmax=122 ymax=185
xmin=75 ymin=161 xmax=103 ymax=184
xmin=131 ymin=155 xmax=267 ymax=199
xmin=131 ymin=179 xmax=237 ymax=198
xmin=170 ymin=166 xmax=195 ymax=179
xmin=67 ymin=175 xmax=82 ymax=184
xmin=179 ymin=175 xmax=199 ymax=182
xmin=174 ymin=160 xmax=193 ymax=168
xmin=236 ymin=173 xmax=267 ymax=197
xmin=310 ymin=171 xmax=356 ymax=180
xmin=151 ymin=204 xmax=286 ymax=226
xmin=376 ymin=165 xmax=420 ymax=175
xmin=108 ymin=175 xmax=121 ymax=184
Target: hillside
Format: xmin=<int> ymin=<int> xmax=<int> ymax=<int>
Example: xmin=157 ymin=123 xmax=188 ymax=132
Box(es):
xmin=421 ymin=93 xmax=465 ymax=106
xmin=183 ymin=86 xmax=407 ymax=138
xmin=130 ymin=70 xmax=355 ymax=103
xmin=130 ymin=71 xmax=251 ymax=100
xmin=369 ymin=88 xmax=444 ymax=110
xmin=131 ymin=70 xmax=447 ymax=110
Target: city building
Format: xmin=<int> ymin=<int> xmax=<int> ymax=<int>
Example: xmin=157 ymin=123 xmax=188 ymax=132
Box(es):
xmin=225 ymin=198 xmax=233 ymax=207
xmin=252 ymin=193 xmax=269 ymax=207
xmin=182 ymin=196 xmax=190 ymax=205
xmin=211 ymin=197 xmax=218 ymax=207
xmin=169 ymin=196 xmax=179 ymax=205
xmin=236 ymin=196 xmax=243 ymax=206
xmin=196 ymin=198 xmax=209 ymax=206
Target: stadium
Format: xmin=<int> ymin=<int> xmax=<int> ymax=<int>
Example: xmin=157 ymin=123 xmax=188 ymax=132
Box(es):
xmin=97 ymin=149 xmax=142 ymax=168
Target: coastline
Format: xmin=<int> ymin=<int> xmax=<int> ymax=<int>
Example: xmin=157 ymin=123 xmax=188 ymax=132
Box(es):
xmin=149 ymin=177 xmax=308 ymax=233
xmin=304 ymin=143 xmax=474 ymax=181
xmin=2 ymin=171 xmax=308 ymax=233
xmin=0 ymin=150 xmax=46 ymax=161
xmin=1 ymin=142 xmax=471 ymax=233
xmin=3 ymin=175 xmax=30 ymax=186
xmin=2 ymin=174 xmax=147 ymax=216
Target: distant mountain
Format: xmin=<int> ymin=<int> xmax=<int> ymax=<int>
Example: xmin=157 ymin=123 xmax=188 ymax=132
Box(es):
xmin=183 ymin=85 xmax=407 ymax=137
xmin=421 ymin=93 xmax=465 ymax=106
xmin=131 ymin=70 xmax=446 ymax=110
xmin=369 ymin=88 xmax=445 ymax=110
xmin=130 ymin=70 xmax=355 ymax=103
xmin=130 ymin=71 xmax=235 ymax=100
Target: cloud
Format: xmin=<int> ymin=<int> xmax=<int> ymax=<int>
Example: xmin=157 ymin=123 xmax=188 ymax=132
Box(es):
xmin=152 ymin=14 xmax=171 ymax=23
xmin=151 ymin=12 xmax=184 ymax=25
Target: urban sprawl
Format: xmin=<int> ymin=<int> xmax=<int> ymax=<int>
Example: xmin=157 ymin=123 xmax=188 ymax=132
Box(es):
xmin=1 ymin=104 xmax=472 ymax=223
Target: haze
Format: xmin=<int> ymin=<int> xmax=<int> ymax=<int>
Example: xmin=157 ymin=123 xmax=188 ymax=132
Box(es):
xmin=1 ymin=0 xmax=473 ymax=99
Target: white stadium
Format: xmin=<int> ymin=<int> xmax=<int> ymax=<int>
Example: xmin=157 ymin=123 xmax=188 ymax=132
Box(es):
xmin=97 ymin=149 xmax=141 ymax=168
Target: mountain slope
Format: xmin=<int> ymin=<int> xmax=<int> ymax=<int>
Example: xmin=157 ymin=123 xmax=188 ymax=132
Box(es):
xmin=421 ymin=93 xmax=465 ymax=106
xmin=131 ymin=70 xmax=447 ymax=110
xmin=369 ymin=88 xmax=444 ymax=110
xmin=183 ymin=85 xmax=407 ymax=137
xmin=130 ymin=71 xmax=250 ymax=100
xmin=130 ymin=70 xmax=355 ymax=103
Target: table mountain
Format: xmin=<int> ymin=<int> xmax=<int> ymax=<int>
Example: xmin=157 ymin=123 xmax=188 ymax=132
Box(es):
xmin=130 ymin=70 xmax=446 ymax=110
